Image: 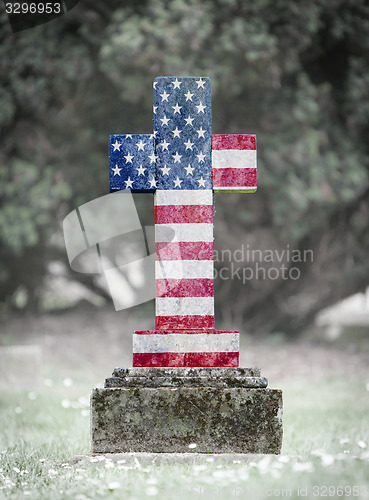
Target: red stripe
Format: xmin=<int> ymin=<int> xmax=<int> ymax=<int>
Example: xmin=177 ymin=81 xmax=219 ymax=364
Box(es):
xmin=212 ymin=134 xmax=256 ymax=150
xmin=213 ymin=168 xmax=257 ymax=188
xmin=156 ymin=315 xmax=215 ymax=330
xmin=155 ymin=205 xmax=213 ymax=224
xmin=155 ymin=242 xmax=213 ymax=261
xmin=156 ymin=278 xmax=214 ymax=298
xmin=133 ymin=352 xmax=239 ymax=367
xmin=134 ymin=329 xmax=239 ymax=335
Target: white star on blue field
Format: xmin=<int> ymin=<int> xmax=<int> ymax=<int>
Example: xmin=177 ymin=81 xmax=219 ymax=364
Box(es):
xmin=153 ymin=76 xmax=212 ymax=190
xmin=109 ymin=77 xmax=213 ymax=192
xmin=109 ymin=133 xmax=157 ymax=192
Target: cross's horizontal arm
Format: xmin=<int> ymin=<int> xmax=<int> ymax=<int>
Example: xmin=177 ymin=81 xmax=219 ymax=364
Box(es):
xmin=109 ymin=133 xmax=156 ymax=193
xmin=109 ymin=133 xmax=257 ymax=193
xmin=212 ymin=134 xmax=257 ymax=193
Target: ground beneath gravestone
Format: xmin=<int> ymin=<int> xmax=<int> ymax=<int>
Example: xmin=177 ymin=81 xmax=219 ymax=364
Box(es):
xmin=1 ymin=302 xmax=368 ymax=387
xmin=1 ymin=304 xmax=369 ymax=500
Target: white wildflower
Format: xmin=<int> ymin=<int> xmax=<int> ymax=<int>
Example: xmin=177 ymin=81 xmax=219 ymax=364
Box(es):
xmin=358 ymin=440 xmax=367 ymax=449
xmin=188 ymin=443 xmax=197 ymax=449
xmin=292 ymin=462 xmax=314 ymax=472
xmin=193 ymin=464 xmax=207 ymax=472
xmin=321 ymin=454 xmax=335 ymax=466
xmin=212 ymin=469 xmax=238 ymax=481
xmin=311 ymin=448 xmax=325 ymax=456
xmin=256 ymin=455 xmax=272 ymax=473
xmin=108 ymin=482 xmax=121 ymax=490
xmin=146 ymin=486 xmax=159 ymax=496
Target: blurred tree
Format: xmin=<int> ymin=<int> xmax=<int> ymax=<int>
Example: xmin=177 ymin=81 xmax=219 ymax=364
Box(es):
xmin=0 ymin=0 xmax=368 ymax=333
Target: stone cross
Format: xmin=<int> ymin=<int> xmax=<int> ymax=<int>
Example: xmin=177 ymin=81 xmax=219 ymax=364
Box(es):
xmin=109 ymin=76 xmax=257 ymax=368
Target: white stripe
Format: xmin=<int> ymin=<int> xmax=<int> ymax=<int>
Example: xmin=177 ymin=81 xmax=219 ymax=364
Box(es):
xmin=212 ymin=150 xmax=257 ymax=169
xmin=155 ymin=260 xmax=213 ymax=279
xmin=155 ymin=189 xmax=213 ymax=206
xmin=133 ymin=332 xmax=239 ymax=353
xmin=156 ymin=297 xmax=214 ymax=316
xmin=155 ymin=223 xmax=213 ymax=242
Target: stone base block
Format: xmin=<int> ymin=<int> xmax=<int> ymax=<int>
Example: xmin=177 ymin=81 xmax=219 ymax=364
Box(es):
xmin=91 ymin=368 xmax=283 ymax=454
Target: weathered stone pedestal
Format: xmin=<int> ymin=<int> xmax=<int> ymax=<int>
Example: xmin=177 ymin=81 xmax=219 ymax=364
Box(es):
xmin=91 ymin=367 xmax=283 ymax=454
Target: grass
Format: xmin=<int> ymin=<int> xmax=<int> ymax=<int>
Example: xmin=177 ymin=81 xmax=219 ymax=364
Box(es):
xmin=1 ymin=377 xmax=369 ymax=499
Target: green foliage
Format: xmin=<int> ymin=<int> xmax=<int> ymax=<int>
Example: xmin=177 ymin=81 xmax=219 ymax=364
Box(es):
xmin=0 ymin=160 xmax=71 ymax=254
xmin=0 ymin=0 xmax=368 ymax=321
xmin=99 ymin=0 xmax=369 ymax=245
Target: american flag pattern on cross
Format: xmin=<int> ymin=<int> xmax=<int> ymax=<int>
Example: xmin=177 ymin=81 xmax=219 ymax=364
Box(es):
xmin=109 ymin=133 xmax=156 ymax=192
xmin=212 ymin=134 xmax=257 ymax=192
xmin=153 ymin=77 xmax=214 ymax=332
xmin=109 ymin=76 xmax=257 ymax=367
